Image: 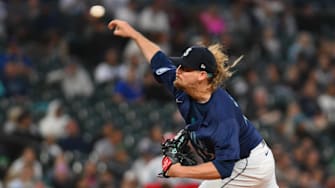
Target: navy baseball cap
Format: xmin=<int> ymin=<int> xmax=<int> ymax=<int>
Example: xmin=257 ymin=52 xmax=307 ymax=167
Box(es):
xmin=170 ymin=46 xmax=217 ymax=74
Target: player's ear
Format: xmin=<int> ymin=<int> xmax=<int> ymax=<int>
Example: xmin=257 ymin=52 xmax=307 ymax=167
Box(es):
xmin=198 ymin=71 xmax=209 ymax=81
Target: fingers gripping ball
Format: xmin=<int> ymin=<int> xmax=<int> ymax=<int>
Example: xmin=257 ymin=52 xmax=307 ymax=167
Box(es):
xmin=160 ymin=129 xmax=197 ymax=177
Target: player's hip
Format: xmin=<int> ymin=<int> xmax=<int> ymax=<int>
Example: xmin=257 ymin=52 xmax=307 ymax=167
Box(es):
xmin=199 ymin=140 xmax=278 ymax=188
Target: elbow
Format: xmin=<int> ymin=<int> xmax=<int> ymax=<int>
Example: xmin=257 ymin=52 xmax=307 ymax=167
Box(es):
xmin=217 ymin=166 xmax=233 ymax=179
xmin=212 ymin=160 xmax=235 ymax=179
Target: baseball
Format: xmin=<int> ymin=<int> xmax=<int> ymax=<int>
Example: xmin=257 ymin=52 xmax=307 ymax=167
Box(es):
xmin=89 ymin=5 xmax=105 ymax=18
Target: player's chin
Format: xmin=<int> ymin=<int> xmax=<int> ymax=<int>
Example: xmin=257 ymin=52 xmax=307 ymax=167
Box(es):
xmin=173 ymin=80 xmax=184 ymax=90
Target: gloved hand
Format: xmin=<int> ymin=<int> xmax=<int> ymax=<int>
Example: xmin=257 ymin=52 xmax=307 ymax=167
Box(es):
xmin=158 ymin=129 xmax=197 ymax=178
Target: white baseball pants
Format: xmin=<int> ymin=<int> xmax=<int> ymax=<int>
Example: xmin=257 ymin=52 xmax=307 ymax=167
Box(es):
xmin=199 ymin=140 xmax=278 ymax=188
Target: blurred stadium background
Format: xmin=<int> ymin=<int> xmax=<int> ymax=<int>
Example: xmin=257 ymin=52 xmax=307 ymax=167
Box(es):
xmin=0 ymin=0 xmax=334 ymax=187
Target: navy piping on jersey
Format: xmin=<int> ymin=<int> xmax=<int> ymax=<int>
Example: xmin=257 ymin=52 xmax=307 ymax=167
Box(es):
xmin=221 ymin=158 xmax=248 ymax=188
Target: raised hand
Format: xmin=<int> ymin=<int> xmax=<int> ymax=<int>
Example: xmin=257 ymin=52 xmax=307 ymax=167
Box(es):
xmin=107 ymin=19 xmax=138 ymax=38
xmin=107 ymin=19 xmax=161 ymax=63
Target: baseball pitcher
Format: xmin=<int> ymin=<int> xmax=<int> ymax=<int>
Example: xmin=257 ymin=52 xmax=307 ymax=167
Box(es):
xmin=108 ymin=19 xmax=278 ymax=188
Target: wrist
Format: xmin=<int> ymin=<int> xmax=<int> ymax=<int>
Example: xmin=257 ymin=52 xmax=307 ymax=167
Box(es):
xmin=167 ymin=163 xmax=181 ymax=177
xmin=165 ymin=169 xmax=170 ymax=177
xmin=132 ymin=30 xmax=142 ymax=40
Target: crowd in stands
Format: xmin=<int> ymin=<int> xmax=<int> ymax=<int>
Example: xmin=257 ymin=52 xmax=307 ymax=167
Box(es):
xmin=0 ymin=0 xmax=335 ymax=187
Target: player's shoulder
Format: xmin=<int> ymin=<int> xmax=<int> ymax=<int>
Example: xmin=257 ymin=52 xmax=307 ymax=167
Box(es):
xmin=211 ymin=89 xmax=239 ymax=114
xmin=213 ymin=87 xmax=230 ymax=94
xmin=212 ymin=88 xmax=231 ymax=102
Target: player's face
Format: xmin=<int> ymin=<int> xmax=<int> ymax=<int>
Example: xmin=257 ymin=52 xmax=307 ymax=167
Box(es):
xmin=174 ymin=65 xmax=200 ymax=90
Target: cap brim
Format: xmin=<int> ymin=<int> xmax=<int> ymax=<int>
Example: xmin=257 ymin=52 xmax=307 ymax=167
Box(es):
xmin=169 ymin=57 xmax=192 ymax=69
xmin=169 ymin=57 xmax=183 ymax=67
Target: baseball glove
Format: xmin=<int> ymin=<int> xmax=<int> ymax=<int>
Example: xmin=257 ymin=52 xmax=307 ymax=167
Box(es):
xmin=159 ymin=129 xmax=197 ymax=178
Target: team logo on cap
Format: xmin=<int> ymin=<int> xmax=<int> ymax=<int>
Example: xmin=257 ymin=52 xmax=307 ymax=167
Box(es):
xmin=182 ymin=48 xmax=192 ymax=57
xmin=200 ymin=64 xmax=206 ymax=69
